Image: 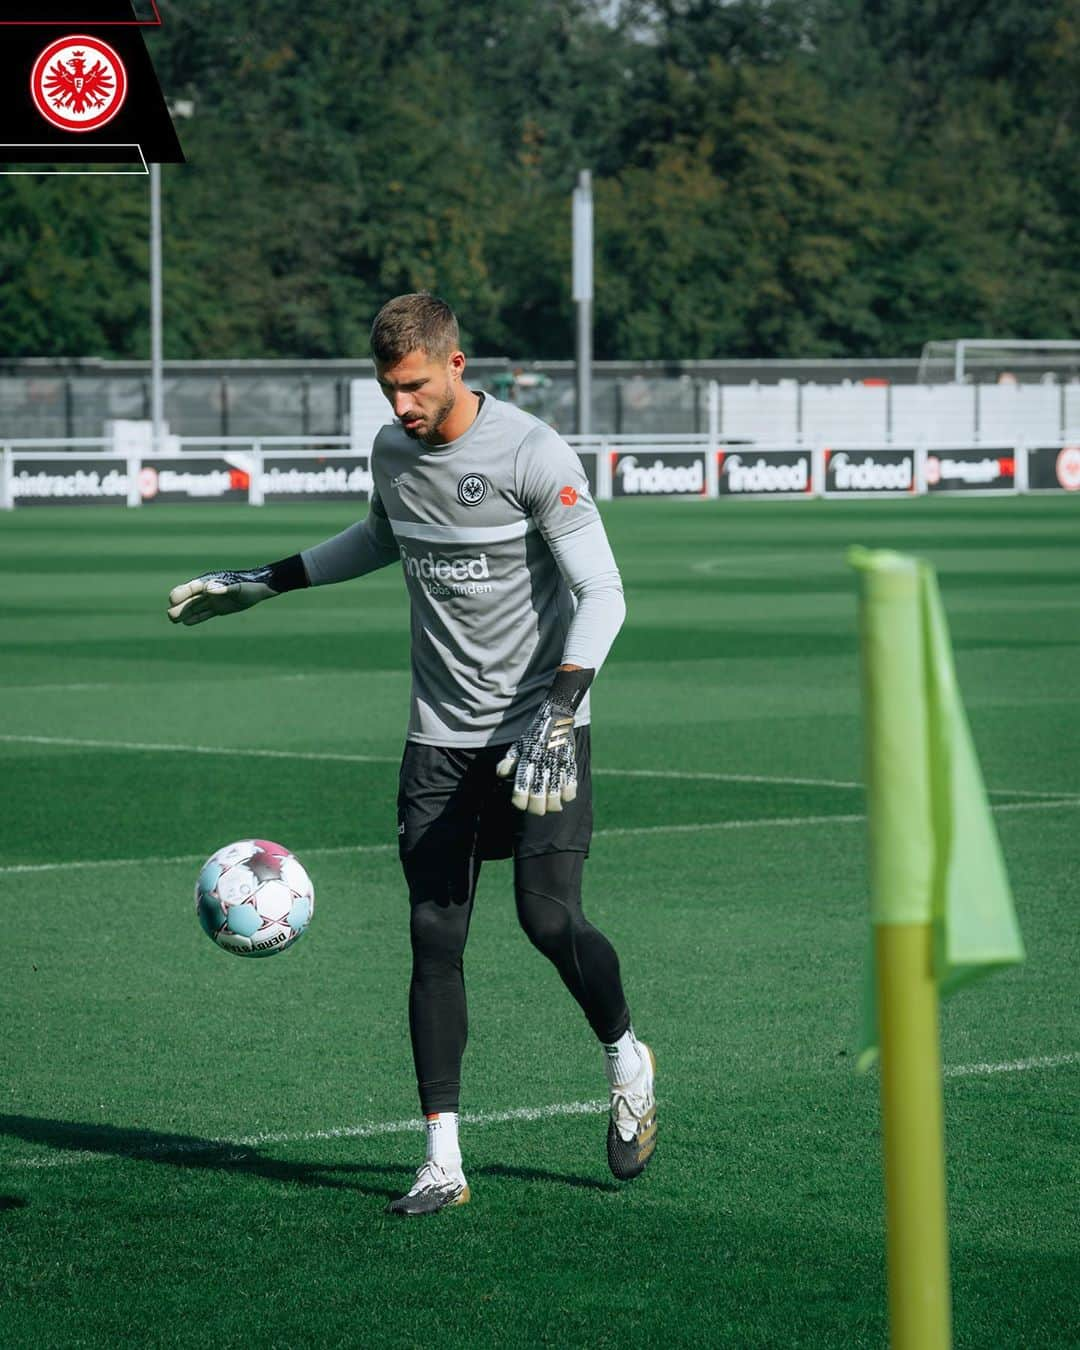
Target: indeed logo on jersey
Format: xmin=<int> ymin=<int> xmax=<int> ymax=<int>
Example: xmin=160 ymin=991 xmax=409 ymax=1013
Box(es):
xmin=399 ymin=546 xmax=494 ymax=599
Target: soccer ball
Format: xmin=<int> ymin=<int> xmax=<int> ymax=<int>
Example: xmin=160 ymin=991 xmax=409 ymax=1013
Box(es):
xmin=195 ymin=839 xmax=314 ymax=958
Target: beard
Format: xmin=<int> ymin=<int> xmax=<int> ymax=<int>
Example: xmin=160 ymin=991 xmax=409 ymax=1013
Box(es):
xmin=402 ymin=385 xmax=457 ymax=441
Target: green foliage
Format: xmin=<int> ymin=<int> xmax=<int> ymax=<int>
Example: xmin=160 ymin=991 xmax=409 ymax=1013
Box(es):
xmin=2 ymin=0 xmax=1078 ymax=359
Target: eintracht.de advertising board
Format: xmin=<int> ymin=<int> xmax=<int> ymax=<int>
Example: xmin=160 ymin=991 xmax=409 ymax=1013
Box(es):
xmin=11 ymin=459 xmax=129 ymax=507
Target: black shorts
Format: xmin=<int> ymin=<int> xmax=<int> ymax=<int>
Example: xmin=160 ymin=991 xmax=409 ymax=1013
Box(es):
xmin=397 ymin=726 xmax=592 ymax=880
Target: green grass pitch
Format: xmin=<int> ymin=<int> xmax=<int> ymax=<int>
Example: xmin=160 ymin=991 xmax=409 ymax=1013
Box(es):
xmin=1 ymin=496 xmax=1077 ymax=1348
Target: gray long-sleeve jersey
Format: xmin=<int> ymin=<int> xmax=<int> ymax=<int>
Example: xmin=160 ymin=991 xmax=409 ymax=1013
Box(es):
xmin=302 ymin=393 xmax=625 ymax=746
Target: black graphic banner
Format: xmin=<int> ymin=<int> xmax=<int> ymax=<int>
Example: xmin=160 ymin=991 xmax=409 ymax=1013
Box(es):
xmin=0 ymin=1 xmax=183 ymax=165
xmin=0 ymin=2 xmax=160 ymax=20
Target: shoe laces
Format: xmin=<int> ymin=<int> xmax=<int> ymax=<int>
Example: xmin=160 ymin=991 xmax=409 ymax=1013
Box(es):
xmin=610 ymin=1062 xmax=654 ymax=1141
xmin=410 ymin=1160 xmax=462 ymax=1194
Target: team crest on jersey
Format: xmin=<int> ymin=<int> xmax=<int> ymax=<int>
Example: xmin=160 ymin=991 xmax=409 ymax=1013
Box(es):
xmin=457 ymin=473 xmax=487 ymax=506
xmin=31 ymin=36 xmax=128 ymax=132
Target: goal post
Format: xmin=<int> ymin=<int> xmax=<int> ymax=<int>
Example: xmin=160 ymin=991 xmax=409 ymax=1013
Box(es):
xmin=918 ymin=339 xmax=1080 ymax=384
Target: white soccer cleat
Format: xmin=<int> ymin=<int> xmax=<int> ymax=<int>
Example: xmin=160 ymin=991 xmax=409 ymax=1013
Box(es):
xmin=606 ymin=1043 xmax=657 ymax=1181
xmin=384 ymin=1161 xmax=471 ymax=1217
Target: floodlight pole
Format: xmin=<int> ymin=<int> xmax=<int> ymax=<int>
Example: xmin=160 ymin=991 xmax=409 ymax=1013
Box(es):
xmin=150 ymin=162 xmax=164 ymax=453
xmin=573 ymin=169 xmax=594 ymax=436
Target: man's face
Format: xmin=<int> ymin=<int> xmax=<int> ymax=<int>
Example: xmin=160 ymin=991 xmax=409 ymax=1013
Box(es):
xmin=375 ymin=348 xmax=462 ymax=442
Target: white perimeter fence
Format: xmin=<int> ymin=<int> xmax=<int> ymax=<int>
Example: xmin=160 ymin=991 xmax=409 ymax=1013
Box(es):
xmin=715 ymin=378 xmax=1080 ymax=445
xmin=3 ymin=434 xmax=1080 ymax=507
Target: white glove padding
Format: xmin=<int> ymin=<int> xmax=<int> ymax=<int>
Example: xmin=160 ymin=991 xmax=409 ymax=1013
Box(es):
xmin=495 ymin=668 xmax=594 ymax=816
xmin=496 ymin=700 xmax=578 ymax=815
xmin=167 ymin=569 xmax=278 ymax=626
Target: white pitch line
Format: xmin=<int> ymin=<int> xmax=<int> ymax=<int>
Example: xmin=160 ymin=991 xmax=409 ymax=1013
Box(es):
xmin=599 ymin=767 xmax=863 ymax=789
xmin=0 ymin=842 xmax=397 ymax=876
xmin=0 ymin=672 xmax=403 ymax=695
xmin=3 ymin=682 xmax=126 ymax=693
xmin=0 ymin=817 xmax=859 ymax=876
xmin=1 ymin=732 xmax=1073 ymax=801
xmin=4 ymin=797 xmax=1080 ymax=877
xmin=0 ymin=733 xmax=398 ymax=766
xmin=0 ymin=733 xmax=857 ymax=787
xmin=6 ymin=1053 xmax=1078 ymax=1172
xmin=0 ymin=815 xmax=873 ymax=876
xmin=944 ymin=1052 xmax=1080 ymax=1078
xmin=597 ymin=813 xmax=870 ymax=840
xmin=988 ymin=797 xmax=1080 ymax=813
xmin=1 ymin=1099 xmax=607 ymax=1171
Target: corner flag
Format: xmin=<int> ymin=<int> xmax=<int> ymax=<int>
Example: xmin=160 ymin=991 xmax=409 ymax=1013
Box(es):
xmin=850 ymin=547 xmax=1025 ymax=1350
xmin=850 ymin=547 xmax=1024 ymax=1069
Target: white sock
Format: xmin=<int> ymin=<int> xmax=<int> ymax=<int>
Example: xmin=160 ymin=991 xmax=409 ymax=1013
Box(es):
xmin=424 ymin=1112 xmax=463 ymax=1175
xmin=602 ymin=1028 xmax=644 ymax=1088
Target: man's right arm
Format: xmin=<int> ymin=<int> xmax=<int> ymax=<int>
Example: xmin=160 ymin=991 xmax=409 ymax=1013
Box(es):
xmin=301 ymin=493 xmax=399 ymax=585
xmin=167 ymin=493 xmax=399 ymax=626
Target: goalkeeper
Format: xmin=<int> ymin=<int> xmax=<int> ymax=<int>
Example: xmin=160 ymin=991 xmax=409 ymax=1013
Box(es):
xmin=167 ymin=293 xmax=655 ymax=1217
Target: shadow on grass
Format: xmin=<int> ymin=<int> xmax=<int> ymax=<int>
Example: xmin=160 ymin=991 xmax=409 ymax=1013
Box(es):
xmin=0 ymin=1117 xmax=625 ymax=1203
xmin=0 ymin=1114 xmax=399 ymax=1199
xmin=476 ymin=1162 xmax=620 ymax=1193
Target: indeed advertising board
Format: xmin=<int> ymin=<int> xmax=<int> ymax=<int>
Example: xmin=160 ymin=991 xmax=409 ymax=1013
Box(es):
xmin=924 ymin=451 xmax=1016 ymax=493
xmin=717 ymin=449 xmax=811 ymax=496
xmin=823 ymin=448 xmax=915 ymax=495
xmin=1026 ymin=445 xmax=1080 ymax=492
xmin=610 ymin=451 xmax=706 ymax=497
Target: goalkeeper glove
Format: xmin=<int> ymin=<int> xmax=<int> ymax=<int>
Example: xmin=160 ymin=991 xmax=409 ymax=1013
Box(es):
xmin=167 ymin=555 xmax=308 ymax=626
xmin=496 ymin=667 xmax=594 ymax=815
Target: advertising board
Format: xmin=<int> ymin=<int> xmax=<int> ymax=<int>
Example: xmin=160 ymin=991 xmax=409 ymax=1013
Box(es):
xmin=10 ymin=458 xmax=129 ymax=506
xmin=924 ymin=451 xmax=1015 ymax=493
xmin=139 ymin=458 xmax=251 ymax=504
xmin=716 ymin=449 xmax=812 ymax=497
xmin=823 ymin=448 xmax=915 ymax=495
xmin=610 ymin=450 xmax=707 ymax=497
xmin=1026 ymin=445 xmax=1080 ymax=492
xmin=261 ymin=455 xmax=372 ymax=502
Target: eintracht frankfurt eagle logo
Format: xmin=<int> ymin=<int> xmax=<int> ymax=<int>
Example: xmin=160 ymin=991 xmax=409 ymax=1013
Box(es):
xmin=457 ymin=473 xmax=487 ymax=506
xmin=30 ymin=36 xmax=128 ymax=133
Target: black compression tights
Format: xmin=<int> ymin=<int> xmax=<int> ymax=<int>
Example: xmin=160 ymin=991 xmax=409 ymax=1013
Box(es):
xmin=406 ymin=851 xmax=631 ymax=1114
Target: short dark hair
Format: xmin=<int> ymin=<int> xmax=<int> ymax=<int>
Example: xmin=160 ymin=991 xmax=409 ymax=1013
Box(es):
xmin=370 ymin=293 xmax=460 ymax=365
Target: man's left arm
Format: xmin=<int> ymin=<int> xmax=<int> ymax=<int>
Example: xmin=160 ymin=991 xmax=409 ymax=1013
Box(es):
xmin=518 ymin=423 xmax=626 ymax=671
xmin=544 ymin=522 xmax=626 ymax=674
xmin=496 ymin=429 xmax=626 ymax=813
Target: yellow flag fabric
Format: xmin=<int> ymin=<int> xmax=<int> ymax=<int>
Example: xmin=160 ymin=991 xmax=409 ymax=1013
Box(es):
xmin=850 ymin=548 xmax=1024 ymax=1068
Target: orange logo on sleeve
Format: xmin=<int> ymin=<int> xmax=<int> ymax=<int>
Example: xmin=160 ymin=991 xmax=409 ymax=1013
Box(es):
xmin=559 ymin=486 xmax=578 ymax=506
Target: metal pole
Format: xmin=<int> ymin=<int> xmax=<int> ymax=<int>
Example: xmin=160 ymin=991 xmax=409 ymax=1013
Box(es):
xmin=150 ymin=162 xmax=164 ymax=453
xmin=573 ymin=170 xmax=593 ymax=436
xmin=576 ymin=298 xmax=592 ymax=435
xmin=877 ymin=924 xmax=952 ymax=1350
